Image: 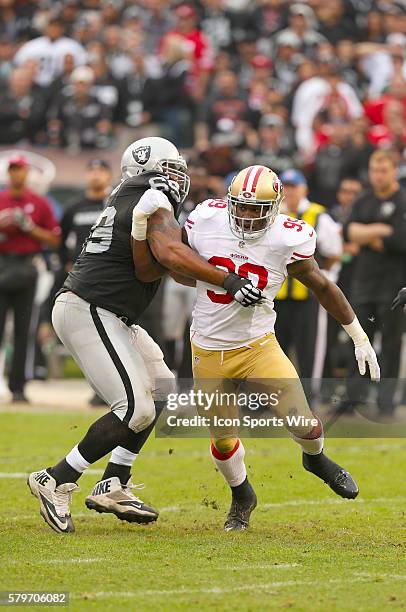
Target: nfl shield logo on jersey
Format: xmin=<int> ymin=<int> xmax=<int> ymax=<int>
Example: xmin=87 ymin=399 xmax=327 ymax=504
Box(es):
xmin=132 ymin=146 xmax=151 ymax=166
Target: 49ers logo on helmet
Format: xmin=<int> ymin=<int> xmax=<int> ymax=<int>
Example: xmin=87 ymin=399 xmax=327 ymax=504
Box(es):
xmin=242 ymin=191 xmax=253 ymax=198
xmin=273 ymin=176 xmax=282 ymax=194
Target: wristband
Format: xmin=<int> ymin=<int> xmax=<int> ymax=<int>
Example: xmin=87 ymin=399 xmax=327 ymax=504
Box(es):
xmin=131 ymin=208 xmax=148 ymax=241
xmin=342 ymin=316 xmax=368 ymax=347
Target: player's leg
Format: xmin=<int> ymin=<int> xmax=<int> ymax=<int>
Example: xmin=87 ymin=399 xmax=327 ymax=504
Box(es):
xmin=28 ymin=293 xmax=156 ymax=533
xmin=192 ymin=343 xmax=257 ymax=531
xmin=90 ymin=325 xmax=175 ymax=521
xmin=246 ymin=333 xmax=358 ymax=499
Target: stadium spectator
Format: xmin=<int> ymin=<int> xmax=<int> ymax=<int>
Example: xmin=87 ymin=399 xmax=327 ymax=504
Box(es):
xmin=141 ymin=0 xmax=174 ymax=54
xmin=0 ymin=67 xmax=48 ymax=145
xmin=339 ymin=150 xmax=406 ymax=416
xmin=0 ymin=34 xmax=15 ymax=85
xmin=240 ymin=113 xmax=298 ymax=174
xmin=14 ymin=13 xmax=87 ymax=88
xmin=160 ymin=3 xmax=214 ymax=101
xmin=158 ymin=33 xmax=195 ymax=147
xmin=0 ymin=157 xmax=60 ymax=403
xmin=196 ymin=70 xmax=252 ymax=151
xmin=48 ymin=66 xmax=113 ymax=152
xmin=275 ymin=3 xmax=326 ymax=56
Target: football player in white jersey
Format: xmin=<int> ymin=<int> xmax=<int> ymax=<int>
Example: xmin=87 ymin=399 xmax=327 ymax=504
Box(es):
xmin=132 ymin=164 xmax=380 ymax=531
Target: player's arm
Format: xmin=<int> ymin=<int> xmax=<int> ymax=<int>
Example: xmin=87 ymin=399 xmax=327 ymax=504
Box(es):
xmin=146 ymin=207 xmax=227 ymax=285
xmin=131 ymin=184 xmax=263 ymax=306
xmin=287 ymin=257 xmax=380 ymax=381
xmin=131 ymin=236 xmax=167 ymax=282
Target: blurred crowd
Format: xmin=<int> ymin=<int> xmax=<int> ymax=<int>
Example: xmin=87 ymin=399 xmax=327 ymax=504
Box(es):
xmin=2 ymin=0 xmax=406 ymax=416
xmin=1 ymin=0 xmax=406 ymax=204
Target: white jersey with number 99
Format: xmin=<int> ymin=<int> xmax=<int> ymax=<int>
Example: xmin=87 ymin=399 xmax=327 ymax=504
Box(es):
xmin=184 ymin=199 xmax=317 ymax=350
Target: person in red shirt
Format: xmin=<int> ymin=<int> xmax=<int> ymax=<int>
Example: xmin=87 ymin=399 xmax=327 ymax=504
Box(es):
xmin=159 ymin=3 xmax=214 ymax=101
xmin=0 ymin=156 xmax=61 ymax=402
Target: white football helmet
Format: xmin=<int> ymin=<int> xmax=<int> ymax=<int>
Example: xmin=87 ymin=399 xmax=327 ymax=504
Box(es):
xmin=120 ymin=136 xmax=190 ymax=203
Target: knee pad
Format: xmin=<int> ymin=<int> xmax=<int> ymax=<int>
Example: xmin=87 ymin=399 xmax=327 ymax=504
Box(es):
xmin=212 ymin=437 xmax=239 ymax=455
xmin=113 ymin=393 xmax=156 ymax=433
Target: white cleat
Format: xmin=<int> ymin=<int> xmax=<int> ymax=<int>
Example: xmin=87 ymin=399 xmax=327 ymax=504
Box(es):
xmin=85 ymin=477 xmax=159 ymax=524
xmin=27 ymin=469 xmax=78 ymax=534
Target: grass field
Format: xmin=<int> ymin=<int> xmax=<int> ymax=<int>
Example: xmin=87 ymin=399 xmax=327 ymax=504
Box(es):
xmin=1 ymin=409 xmax=406 ymax=611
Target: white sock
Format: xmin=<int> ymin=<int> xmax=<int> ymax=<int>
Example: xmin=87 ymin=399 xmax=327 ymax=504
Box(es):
xmin=210 ymin=440 xmax=247 ymax=487
xmin=66 ymin=445 xmax=90 ymax=473
xmin=110 ymin=446 xmax=137 ymax=467
xmin=292 ymin=418 xmax=324 ymax=455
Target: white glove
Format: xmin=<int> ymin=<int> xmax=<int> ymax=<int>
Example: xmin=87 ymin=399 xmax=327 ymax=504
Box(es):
xmin=342 ymin=317 xmax=380 ymax=381
xmin=354 ymin=340 xmax=380 ymax=381
xmin=131 ymin=188 xmax=172 ymax=240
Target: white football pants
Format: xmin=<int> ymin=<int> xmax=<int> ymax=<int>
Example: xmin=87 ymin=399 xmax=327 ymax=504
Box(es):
xmin=52 ymin=292 xmax=175 ymax=432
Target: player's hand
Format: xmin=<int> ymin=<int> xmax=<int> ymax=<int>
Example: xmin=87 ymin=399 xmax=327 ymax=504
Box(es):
xmin=223 ymin=273 xmax=264 ymax=307
xmin=12 ymin=208 xmax=34 ymax=232
xmin=391 ymin=287 xmax=406 ymax=310
xmin=149 ymin=175 xmax=181 ymax=206
xmin=354 ymin=339 xmax=380 ymax=382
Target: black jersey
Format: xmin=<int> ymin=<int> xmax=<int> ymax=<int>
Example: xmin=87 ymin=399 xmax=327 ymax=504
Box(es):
xmin=60 ymin=173 xmax=163 ymax=324
xmin=60 ymin=196 xmax=105 ymax=265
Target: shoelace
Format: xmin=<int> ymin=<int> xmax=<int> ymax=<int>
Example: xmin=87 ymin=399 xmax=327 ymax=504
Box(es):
xmin=53 ymin=486 xmax=76 ymax=516
xmin=123 ymin=482 xmax=145 ymax=503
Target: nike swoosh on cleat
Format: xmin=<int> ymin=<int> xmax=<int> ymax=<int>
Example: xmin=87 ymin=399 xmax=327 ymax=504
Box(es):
xmin=39 ymin=492 xmax=69 ymax=531
xmin=116 ymin=501 xmax=144 ymax=509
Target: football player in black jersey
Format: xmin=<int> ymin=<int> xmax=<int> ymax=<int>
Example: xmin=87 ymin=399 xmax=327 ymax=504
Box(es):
xmin=27 ymin=137 xmax=264 ymax=533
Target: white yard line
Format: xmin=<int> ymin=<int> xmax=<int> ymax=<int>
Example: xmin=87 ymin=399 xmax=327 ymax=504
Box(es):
xmin=8 ymin=496 xmax=406 ymax=523
xmin=72 ymin=574 xmax=406 ymax=599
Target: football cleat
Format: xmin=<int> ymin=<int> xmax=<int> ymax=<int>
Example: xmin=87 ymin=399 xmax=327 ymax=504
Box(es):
xmin=27 ymin=469 xmax=78 ymax=534
xmin=85 ymin=477 xmax=159 ymax=524
xmin=302 ymin=451 xmax=359 ymax=499
xmin=224 ymin=483 xmax=257 ymax=532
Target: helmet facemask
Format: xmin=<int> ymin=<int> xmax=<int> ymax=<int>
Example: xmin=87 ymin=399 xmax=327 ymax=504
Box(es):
xmin=159 ymin=158 xmax=190 ymax=204
xmin=228 ymin=193 xmax=282 ymax=241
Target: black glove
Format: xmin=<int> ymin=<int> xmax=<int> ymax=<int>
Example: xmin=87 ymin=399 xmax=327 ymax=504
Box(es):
xmin=149 ymin=175 xmax=181 ymax=206
xmin=223 ymin=273 xmax=264 ymax=307
xmin=391 ymin=287 xmax=406 ymax=310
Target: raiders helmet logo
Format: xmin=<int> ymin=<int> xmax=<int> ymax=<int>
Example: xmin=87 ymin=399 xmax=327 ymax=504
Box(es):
xmin=132 ymin=145 xmax=151 ymax=166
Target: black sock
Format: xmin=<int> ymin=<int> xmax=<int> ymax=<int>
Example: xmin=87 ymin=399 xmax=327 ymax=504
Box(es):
xmin=101 ymin=402 xmax=165 ymax=483
xmin=102 ymin=462 xmax=131 ymax=485
xmin=119 ymin=401 xmax=165 ymax=454
xmin=49 ymin=460 xmax=81 ymax=486
xmin=50 ymin=412 xmax=132 ymax=486
xmin=231 ymin=477 xmax=252 ymax=502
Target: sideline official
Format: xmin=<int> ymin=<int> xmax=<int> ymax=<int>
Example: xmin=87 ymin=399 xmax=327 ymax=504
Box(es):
xmin=0 ymin=156 xmax=60 ymax=402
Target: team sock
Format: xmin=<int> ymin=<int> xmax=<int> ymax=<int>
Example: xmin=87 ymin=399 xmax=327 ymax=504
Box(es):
xmin=101 ymin=401 xmax=166 ymax=484
xmin=210 ymin=439 xmax=247 ymax=487
xmin=292 ymin=416 xmax=324 ymax=455
xmin=50 ymin=412 xmax=135 ymax=485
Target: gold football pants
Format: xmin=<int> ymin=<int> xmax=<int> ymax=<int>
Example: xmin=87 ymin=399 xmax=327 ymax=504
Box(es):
xmin=191 ymin=332 xmax=316 ymax=451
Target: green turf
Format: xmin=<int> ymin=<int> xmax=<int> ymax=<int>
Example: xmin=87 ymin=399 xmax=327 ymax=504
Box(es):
xmin=1 ymin=410 xmax=406 ymax=611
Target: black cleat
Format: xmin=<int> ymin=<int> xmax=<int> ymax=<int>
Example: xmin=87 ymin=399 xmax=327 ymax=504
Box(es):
xmin=302 ymin=451 xmax=359 ymax=499
xmin=224 ymin=481 xmax=257 ymax=531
